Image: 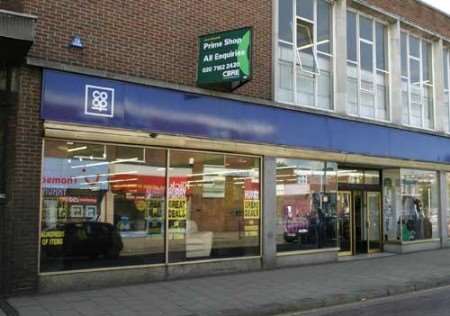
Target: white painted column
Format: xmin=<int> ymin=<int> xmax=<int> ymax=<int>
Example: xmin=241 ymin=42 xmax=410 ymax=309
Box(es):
xmin=388 ymin=20 xmax=403 ymax=124
xmin=333 ymin=0 xmax=347 ymax=114
xmin=439 ymin=171 xmax=448 ymax=248
xmin=433 ymin=39 xmax=446 ymax=132
xmin=262 ymin=156 xmax=277 ymax=268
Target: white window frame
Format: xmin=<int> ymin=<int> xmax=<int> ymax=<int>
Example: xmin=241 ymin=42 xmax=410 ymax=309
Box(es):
xmin=275 ymin=0 xmax=334 ymax=111
xmin=346 ymin=9 xmax=390 ymax=122
xmin=401 ymin=30 xmax=435 ymax=130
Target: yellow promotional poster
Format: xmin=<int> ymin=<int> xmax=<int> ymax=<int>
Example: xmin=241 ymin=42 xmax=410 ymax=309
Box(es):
xmin=168 ymin=199 xmax=187 ymax=220
xmin=41 ymin=230 xmax=64 ymax=246
xmin=244 ymin=199 xmax=260 ymax=219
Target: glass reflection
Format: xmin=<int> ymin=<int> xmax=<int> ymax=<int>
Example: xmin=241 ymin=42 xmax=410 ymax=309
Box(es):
xmin=41 ymin=140 xmax=166 ymax=272
xmin=168 ymin=151 xmax=260 ymax=262
xmin=276 ymin=159 xmax=338 ymax=252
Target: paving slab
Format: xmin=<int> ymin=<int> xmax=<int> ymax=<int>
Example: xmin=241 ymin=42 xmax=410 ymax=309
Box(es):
xmin=7 ymin=249 xmax=450 ymax=315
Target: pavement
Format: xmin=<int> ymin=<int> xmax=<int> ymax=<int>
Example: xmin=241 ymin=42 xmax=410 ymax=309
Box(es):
xmin=292 ymin=285 xmax=450 ymax=315
xmin=5 ymin=248 xmax=450 ymax=316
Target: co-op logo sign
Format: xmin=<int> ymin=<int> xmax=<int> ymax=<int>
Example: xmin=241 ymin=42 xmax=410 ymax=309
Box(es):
xmin=84 ymin=84 xmax=115 ymax=118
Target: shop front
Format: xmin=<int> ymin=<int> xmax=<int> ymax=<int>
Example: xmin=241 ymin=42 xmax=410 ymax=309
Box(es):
xmin=38 ymin=69 xmax=450 ymax=291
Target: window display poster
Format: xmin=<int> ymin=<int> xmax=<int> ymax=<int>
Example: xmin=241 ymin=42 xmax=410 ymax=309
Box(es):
xmin=168 ymin=179 xmax=188 ymax=239
xmin=243 ymin=179 xmax=260 ymax=237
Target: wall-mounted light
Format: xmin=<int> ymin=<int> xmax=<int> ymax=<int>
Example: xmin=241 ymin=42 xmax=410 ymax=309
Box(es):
xmin=70 ymin=35 xmax=84 ymax=48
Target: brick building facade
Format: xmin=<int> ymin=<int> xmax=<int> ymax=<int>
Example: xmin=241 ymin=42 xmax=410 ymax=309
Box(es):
xmin=2 ymin=0 xmax=450 ymax=296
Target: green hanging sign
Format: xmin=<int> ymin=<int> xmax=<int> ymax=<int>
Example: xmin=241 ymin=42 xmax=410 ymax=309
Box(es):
xmin=197 ymin=27 xmax=252 ymax=91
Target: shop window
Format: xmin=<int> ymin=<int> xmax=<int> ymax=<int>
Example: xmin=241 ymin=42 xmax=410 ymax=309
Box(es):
xmin=400 ymin=32 xmax=434 ymax=129
xmin=168 ymin=151 xmax=260 ymax=262
xmin=383 ymin=169 xmax=438 ymax=243
xmin=447 ymin=173 xmax=450 ymax=238
xmin=40 ymin=140 xmax=166 ymax=272
xmin=276 ymin=159 xmax=338 ymax=252
xmin=346 ymin=11 xmax=389 ymax=121
xmin=40 ymin=140 xmax=261 ymax=272
xmin=276 ymin=0 xmax=333 ymax=110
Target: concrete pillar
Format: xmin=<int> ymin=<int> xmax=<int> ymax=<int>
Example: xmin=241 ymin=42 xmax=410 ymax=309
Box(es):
xmin=433 ymin=39 xmax=446 ymax=132
xmin=388 ymin=20 xmax=403 ymax=124
xmin=333 ymin=0 xmax=347 ymax=115
xmin=439 ymin=171 xmax=448 ymax=248
xmin=262 ymin=156 xmax=277 ymax=269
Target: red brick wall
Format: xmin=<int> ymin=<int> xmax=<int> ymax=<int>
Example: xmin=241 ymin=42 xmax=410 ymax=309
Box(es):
xmin=22 ymin=0 xmax=272 ymax=100
xmin=368 ymin=0 xmax=450 ymax=38
xmin=0 ymin=0 xmax=23 ymax=12
xmin=2 ymin=66 xmax=42 ymax=295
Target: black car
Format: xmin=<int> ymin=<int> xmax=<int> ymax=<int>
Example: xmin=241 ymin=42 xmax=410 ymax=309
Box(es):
xmin=42 ymin=222 xmax=123 ymax=260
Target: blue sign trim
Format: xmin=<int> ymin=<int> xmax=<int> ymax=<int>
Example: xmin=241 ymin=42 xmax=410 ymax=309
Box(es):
xmin=41 ymin=69 xmax=450 ymax=164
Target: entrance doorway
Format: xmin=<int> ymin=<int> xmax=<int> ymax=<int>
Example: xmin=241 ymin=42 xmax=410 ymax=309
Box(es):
xmin=337 ymin=168 xmax=382 ymax=256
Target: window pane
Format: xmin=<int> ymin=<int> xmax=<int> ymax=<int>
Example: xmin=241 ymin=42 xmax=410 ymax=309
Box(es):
xmin=297 ymin=71 xmax=315 ymax=106
xmin=360 ymin=41 xmax=374 ymax=72
xmin=317 ymin=0 xmax=331 ymax=53
xmin=297 ymin=0 xmax=314 ymax=21
xmin=168 ymin=151 xmax=260 ymax=262
xmin=447 ymin=173 xmax=450 ymax=238
xmin=364 ymin=171 xmax=380 ymax=185
xmin=317 ymin=53 xmax=332 ymax=109
xmin=444 ymin=49 xmax=449 ymax=90
xmin=298 ymin=46 xmax=318 ymax=73
xmin=276 ymin=159 xmax=338 ymax=252
xmin=279 ymin=0 xmax=294 ymax=42
xmin=445 ymin=92 xmax=450 ymax=133
xmin=346 ymin=63 xmax=358 ymax=115
xmin=410 ymin=58 xmax=420 ymax=85
xmin=40 ymin=140 xmax=167 ymax=272
xmin=401 ymin=79 xmax=410 ymax=125
xmin=359 ymin=16 xmax=373 ymax=41
xmin=376 ymin=71 xmax=389 ymax=120
xmin=376 ymin=23 xmax=386 ymax=70
xmin=401 ymin=32 xmax=408 ymax=77
xmin=360 ymin=91 xmax=375 ymax=118
xmin=410 ymin=84 xmax=422 ymax=127
xmin=401 ymin=169 xmax=438 ymax=241
xmin=423 ymin=85 xmax=434 ymax=129
xmin=409 ymin=35 xmax=420 ymax=58
xmin=347 ymin=11 xmax=357 ymax=62
xmin=383 ymin=170 xmax=401 ymax=241
xmin=297 ymin=20 xmax=314 ymax=49
xmin=422 ymin=41 xmax=432 ymax=84
xmin=278 ymin=42 xmax=295 ymax=103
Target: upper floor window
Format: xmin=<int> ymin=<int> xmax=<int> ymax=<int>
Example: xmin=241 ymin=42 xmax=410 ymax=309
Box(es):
xmin=277 ymin=0 xmax=333 ymax=110
xmin=346 ymin=11 xmax=389 ymax=121
xmin=443 ymin=48 xmax=450 ymax=133
xmin=400 ymin=32 xmax=434 ymax=129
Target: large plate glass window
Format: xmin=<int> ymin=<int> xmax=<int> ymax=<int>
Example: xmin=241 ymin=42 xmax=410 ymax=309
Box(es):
xmin=383 ymin=169 xmax=438 ymax=242
xmin=277 ymin=0 xmax=333 ymax=110
xmin=400 ymin=32 xmax=434 ymax=129
xmin=40 ymin=140 xmax=261 ymax=273
xmin=346 ymin=11 xmax=389 ymax=120
xmin=168 ymin=151 xmax=260 ymax=262
xmin=41 ymin=140 xmax=166 ymax=272
xmin=276 ymin=159 xmax=338 ymax=252
xmin=447 ymin=173 xmax=450 ymax=238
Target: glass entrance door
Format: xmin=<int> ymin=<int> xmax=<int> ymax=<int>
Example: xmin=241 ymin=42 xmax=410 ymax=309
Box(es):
xmin=367 ymin=191 xmax=382 ymax=253
xmin=337 ymin=190 xmax=382 ymax=255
